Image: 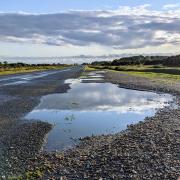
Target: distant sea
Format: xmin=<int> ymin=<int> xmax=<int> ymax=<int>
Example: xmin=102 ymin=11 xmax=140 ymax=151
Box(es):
xmin=0 ymin=53 xmax=173 ymax=64
xmin=0 ymin=56 xmax=119 ymax=64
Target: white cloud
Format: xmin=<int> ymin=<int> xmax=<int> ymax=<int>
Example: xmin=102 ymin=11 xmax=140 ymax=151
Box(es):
xmin=0 ymin=5 xmax=180 ymax=51
xmin=163 ymin=4 xmax=179 ymax=10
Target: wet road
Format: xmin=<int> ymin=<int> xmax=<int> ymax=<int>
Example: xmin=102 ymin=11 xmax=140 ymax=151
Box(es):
xmin=0 ymin=66 xmax=84 ymax=87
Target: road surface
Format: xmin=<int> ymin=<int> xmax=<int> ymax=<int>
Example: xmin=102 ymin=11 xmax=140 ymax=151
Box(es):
xmin=0 ymin=65 xmax=84 ymax=175
xmin=0 ymin=66 xmax=84 ymax=86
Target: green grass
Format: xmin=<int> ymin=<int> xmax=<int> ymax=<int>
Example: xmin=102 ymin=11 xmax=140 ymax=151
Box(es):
xmin=120 ymin=71 xmax=180 ymax=83
xmin=0 ymin=65 xmax=70 ymax=76
xmin=90 ymin=65 xmax=180 ymax=83
xmin=8 ymin=163 xmax=53 ymax=179
xmin=8 ymin=169 xmax=44 ymax=180
xmin=84 ymin=66 xmax=97 ymax=71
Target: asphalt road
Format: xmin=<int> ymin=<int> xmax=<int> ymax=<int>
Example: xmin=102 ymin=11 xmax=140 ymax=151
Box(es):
xmin=0 ymin=65 xmax=84 ymax=112
xmin=0 ymin=66 xmax=84 ymax=87
xmin=0 ymin=65 xmax=84 ymax=175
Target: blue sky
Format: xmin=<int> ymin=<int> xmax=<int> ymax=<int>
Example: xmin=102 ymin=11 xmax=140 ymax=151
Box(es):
xmin=0 ymin=0 xmax=179 ymax=13
xmin=0 ymin=0 xmax=180 ymax=59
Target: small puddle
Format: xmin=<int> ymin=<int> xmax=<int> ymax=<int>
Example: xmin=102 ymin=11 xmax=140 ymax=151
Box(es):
xmin=25 ymin=71 xmax=173 ymax=152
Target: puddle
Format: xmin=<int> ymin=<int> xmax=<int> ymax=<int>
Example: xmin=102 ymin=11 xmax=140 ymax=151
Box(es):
xmin=25 ymin=72 xmax=173 ymax=152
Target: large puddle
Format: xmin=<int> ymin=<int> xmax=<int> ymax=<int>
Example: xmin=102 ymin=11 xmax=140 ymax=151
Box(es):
xmin=25 ymin=72 xmax=173 ymax=152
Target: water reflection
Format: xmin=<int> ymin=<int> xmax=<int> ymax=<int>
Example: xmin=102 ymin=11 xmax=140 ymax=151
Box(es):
xmin=36 ymin=82 xmax=171 ymax=113
xmin=25 ymin=72 xmax=173 ymax=152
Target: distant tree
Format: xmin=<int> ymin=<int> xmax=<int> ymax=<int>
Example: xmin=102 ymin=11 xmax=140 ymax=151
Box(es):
xmin=3 ymin=61 xmax=8 ymax=65
xmin=163 ymin=55 xmax=180 ymax=66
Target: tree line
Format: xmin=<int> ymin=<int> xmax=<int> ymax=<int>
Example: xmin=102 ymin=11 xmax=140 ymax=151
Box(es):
xmin=91 ymin=55 xmax=180 ymax=67
xmin=0 ymin=61 xmax=68 ymax=68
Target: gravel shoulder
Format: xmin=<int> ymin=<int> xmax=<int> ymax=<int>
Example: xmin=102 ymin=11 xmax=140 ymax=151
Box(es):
xmin=25 ymin=70 xmax=180 ymax=179
xmin=0 ymin=69 xmax=179 ymax=179
xmin=0 ymin=67 xmax=84 ymax=176
xmin=105 ymin=70 xmax=180 ymax=95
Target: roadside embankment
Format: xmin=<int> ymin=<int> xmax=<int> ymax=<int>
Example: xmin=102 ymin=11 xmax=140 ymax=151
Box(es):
xmin=105 ymin=70 xmax=180 ymax=95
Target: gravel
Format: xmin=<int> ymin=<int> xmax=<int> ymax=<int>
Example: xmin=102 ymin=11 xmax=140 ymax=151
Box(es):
xmin=0 ymin=68 xmax=179 ymax=179
xmin=0 ymin=67 xmax=84 ymax=177
xmin=105 ymin=71 xmax=180 ymax=95
xmin=33 ymin=106 xmax=180 ymax=179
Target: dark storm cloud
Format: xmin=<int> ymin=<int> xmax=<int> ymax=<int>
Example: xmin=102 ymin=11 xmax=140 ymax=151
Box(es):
xmin=0 ymin=9 xmax=180 ymax=49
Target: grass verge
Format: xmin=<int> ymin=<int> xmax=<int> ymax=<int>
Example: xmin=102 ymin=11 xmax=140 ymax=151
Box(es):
xmin=0 ymin=66 xmax=70 ymax=76
xmin=89 ymin=65 xmax=180 ymax=83
xmin=84 ymin=66 xmax=97 ymax=71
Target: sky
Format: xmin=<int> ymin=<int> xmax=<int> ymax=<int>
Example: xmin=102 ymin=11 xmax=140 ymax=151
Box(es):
xmin=0 ymin=0 xmax=180 ymax=58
